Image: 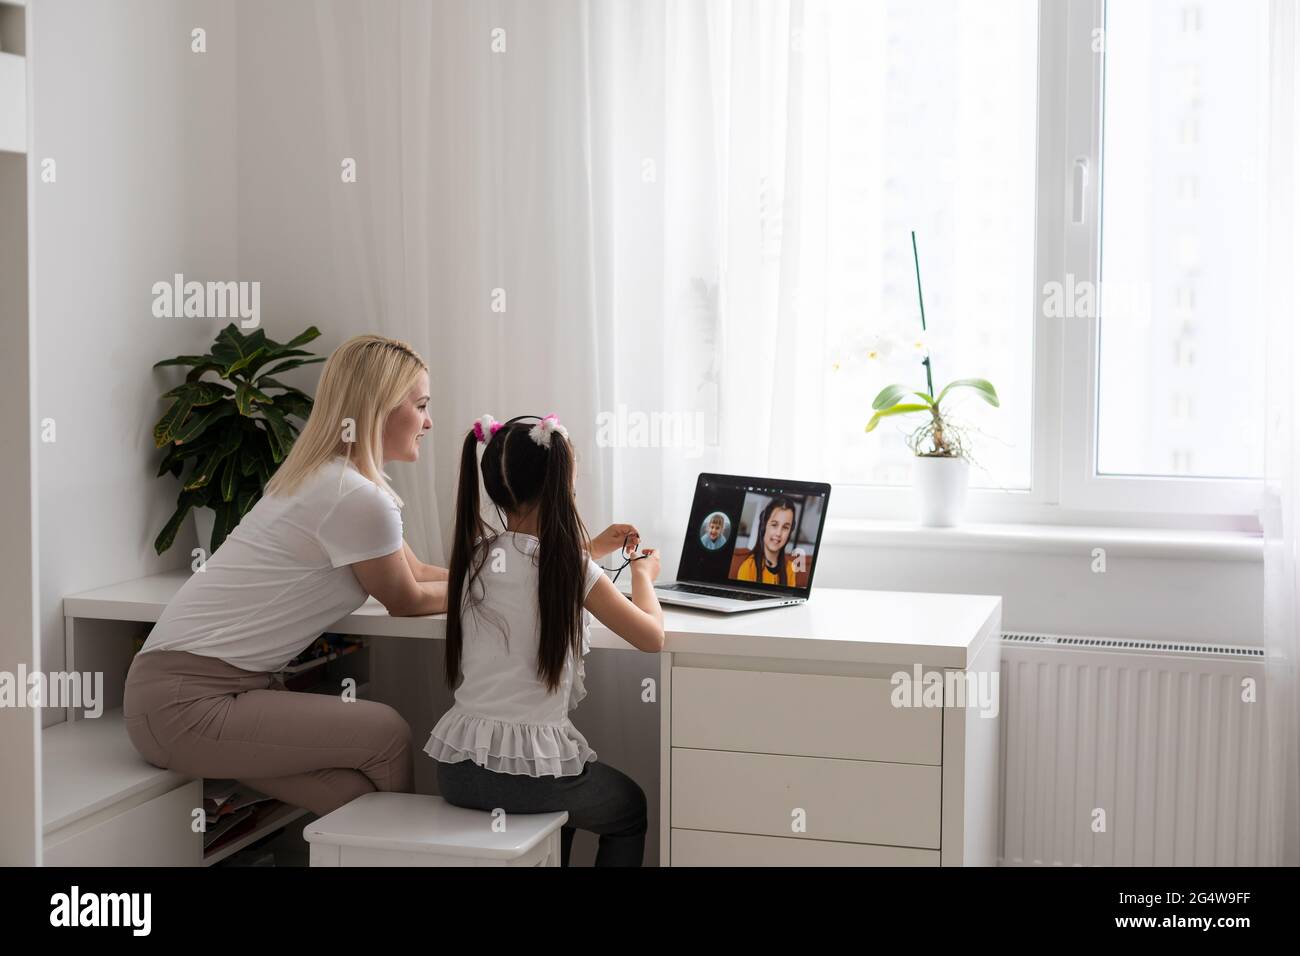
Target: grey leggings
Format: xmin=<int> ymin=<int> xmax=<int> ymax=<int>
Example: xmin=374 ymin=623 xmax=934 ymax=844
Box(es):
xmin=436 ymin=758 xmax=648 ymax=867
xmin=123 ymin=649 xmax=413 ymax=817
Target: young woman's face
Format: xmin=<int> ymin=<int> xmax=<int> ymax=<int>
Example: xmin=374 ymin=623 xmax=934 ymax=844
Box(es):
xmin=382 ymin=370 xmax=432 ymax=463
xmin=763 ymin=507 xmax=794 ymax=556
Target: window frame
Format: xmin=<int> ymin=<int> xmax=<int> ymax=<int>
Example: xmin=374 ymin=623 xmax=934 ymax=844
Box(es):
xmin=836 ymin=0 xmax=1265 ymax=533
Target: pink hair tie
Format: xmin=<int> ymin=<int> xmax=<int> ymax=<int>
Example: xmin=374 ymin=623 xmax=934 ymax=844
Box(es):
xmin=472 ymin=414 xmax=501 ymax=444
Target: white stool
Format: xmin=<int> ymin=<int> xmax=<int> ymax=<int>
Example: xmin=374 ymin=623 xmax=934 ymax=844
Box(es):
xmin=303 ymin=792 xmax=569 ymax=867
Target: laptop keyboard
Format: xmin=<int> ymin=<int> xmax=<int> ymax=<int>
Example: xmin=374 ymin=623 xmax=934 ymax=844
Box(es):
xmin=659 ymin=583 xmax=775 ymax=602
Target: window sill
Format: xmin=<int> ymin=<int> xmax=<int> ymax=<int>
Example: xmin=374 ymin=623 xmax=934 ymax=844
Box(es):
xmin=822 ymin=518 xmax=1264 ymax=563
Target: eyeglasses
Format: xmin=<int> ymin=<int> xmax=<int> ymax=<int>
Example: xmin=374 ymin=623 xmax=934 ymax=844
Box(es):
xmin=607 ymin=532 xmax=648 ymax=585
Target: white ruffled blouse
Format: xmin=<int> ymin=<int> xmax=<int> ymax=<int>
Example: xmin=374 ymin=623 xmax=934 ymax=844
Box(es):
xmin=424 ymin=532 xmax=605 ymax=777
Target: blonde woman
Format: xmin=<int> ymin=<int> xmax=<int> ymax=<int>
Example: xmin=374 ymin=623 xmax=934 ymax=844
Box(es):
xmin=123 ymin=334 xmax=447 ymax=817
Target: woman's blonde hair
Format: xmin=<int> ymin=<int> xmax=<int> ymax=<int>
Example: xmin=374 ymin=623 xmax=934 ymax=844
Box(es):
xmin=264 ymin=334 xmax=427 ymax=506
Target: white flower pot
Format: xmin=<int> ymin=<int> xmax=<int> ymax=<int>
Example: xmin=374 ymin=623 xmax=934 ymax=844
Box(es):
xmin=192 ymin=506 xmax=216 ymax=553
xmin=912 ymin=456 xmax=970 ymax=527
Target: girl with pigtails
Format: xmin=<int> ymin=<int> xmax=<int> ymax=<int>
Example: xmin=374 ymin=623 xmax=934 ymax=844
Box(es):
xmin=425 ymin=413 xmax=665 ymax=867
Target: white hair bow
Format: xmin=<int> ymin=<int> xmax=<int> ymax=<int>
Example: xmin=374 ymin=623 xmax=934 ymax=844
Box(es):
xmin=528 ymin=414 xmax=569 ymax=448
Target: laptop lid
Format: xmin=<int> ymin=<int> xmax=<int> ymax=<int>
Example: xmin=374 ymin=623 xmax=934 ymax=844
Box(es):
xmin=674 ymin=473 xmax=832 ymax=600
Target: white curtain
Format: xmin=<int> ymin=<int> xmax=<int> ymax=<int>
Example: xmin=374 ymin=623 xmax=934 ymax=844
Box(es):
xmin=1262 ymin=0 xmax=1300 ymax=868
xmin=310 ymin=0 xmax=653 ymax=864
xmin=309 ymin=0 xmax=823 ymax=864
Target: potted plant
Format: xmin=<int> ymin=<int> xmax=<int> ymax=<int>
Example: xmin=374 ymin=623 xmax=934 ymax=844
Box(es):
xmin=864 ymin=234 xmax=999 ymax=526
xmin=152 ymin=323 xmax=323 ymax=554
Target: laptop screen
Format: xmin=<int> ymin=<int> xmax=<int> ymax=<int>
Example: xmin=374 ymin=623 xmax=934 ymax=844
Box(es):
xmin=675 ymin=473 xmax=832 ymax=597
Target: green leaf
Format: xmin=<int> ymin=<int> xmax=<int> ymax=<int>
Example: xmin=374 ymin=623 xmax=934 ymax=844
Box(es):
xmin=935 ymin=378 xmax=1000 ymax=408
xmin=256 ymin=377 xmax=311 ymax=398
xmin=237 ymin=482 xmax=262 ymax=518
xmin=185 ymin=361 xmax=225 ymax=383
xmin=185 ymin=426 xmax=243 ymax=490
xmin=161 ymin=380 xmax=233 ymax=406
xmin=871 ymin=384 xmax=914 ymax=411
xmin=271 ymin=391 xmax=312 ymax=420
xmin=220 ymin=453 xmax=238 ymax=502
xmin=259 ymin=356 xmax=326 ymax=379
xmin=226 ymin=346 xmax=270 ymax=378
xmin=153 ymin=354 xmax=213 ymax=370
xmin=865 ymin=402 xmax=932 ymax=433
xmin=261 ymin=406 xmax=294 ymax=463
xmin=211 ymin=324 xmax=263 ymax=376
xmin=157 ymin=434 xmax=217 ymax=477
xmin=171 ymin=402 xmax=237 ymax=445
xmin=210 ymin=497 xmax=246 ymax=552
xmin=912 ymin=391 xmax=936 ymax=406
xmin=234 ymin=381 xmax=273 ymax=415
xmin=153 ymin=490 xmax=204 ymax=555
xmin=284 ymin=326 xmax=321 ymax=350
xmin=153 ymin=396 xmax=195 ymax=447
xmin=155 ymin=446 xmax=185 ymax=479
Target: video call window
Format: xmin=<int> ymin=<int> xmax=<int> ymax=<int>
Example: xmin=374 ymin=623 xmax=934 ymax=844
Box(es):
xmin=727 ymin=492 xmax=822 ymax=588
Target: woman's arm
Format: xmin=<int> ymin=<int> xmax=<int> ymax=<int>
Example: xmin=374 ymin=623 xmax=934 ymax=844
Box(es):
xmin=352 ymin=549 xmax=448 ymax=615
xmin=402 ymin=541 xmax=449 ymax=583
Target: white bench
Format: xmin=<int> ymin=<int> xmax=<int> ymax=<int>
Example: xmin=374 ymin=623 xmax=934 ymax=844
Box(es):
xmin=304 ymin=792 xmax=568 ymax=867
xmin=43 ymin=709 xmax=203 ymax=866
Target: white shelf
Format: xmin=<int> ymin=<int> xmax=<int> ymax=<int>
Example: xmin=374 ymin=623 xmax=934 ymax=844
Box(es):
xmin=42 ymin=708 xmax=191 ymax=835
xmin=203 ymin=802 xmax=310 ymax=866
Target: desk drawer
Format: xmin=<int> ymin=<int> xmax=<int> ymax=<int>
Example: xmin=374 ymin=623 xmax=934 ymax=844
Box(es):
xmin=672 ymin=828 xmax=939 ymax=866
xmin=671 ymin=666 xmax=941 ymax=764
xmin=671 ymin=747 xmax=940 ymax=849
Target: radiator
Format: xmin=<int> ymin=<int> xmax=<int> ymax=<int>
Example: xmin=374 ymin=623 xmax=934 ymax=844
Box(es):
xmin=998 ymin=632 xmax=1271 ymax=866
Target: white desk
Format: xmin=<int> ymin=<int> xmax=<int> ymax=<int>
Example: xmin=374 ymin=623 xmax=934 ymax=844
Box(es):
xmin=61 ymin=570 xmax=1002 ymax=866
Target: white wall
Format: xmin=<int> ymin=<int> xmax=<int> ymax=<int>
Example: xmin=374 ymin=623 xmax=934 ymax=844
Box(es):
xmin=815 ymin=530 xmax=1263 ymax=645
xmin=34 ymin=0 xmax=238 ymax=727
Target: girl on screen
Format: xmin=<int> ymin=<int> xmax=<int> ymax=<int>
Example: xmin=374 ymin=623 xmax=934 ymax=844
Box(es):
xmin=735 ymin=495 xmax=800 ymax=586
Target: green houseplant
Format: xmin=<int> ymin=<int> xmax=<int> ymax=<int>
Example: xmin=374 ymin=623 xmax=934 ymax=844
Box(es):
xmin=152 ymin=323 xmax=324 ymax=554
xmin=863 ymin=233 xmax=1000 ymax=525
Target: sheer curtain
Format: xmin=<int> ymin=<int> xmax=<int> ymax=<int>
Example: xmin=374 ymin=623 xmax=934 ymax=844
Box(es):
xmin=312 ymin=0 xmax=654 ymax=862
xmin=1262 ymin=0 xmax=1300 ymax=869
xmin=309 ymin=0 xmax=819 ymax=863
xmin=595 ymin=0 xmax=851 ymax=569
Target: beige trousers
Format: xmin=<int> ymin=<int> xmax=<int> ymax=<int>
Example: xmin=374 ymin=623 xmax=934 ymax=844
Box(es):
xmin=123 ymin=649 xmax=412 ymax=816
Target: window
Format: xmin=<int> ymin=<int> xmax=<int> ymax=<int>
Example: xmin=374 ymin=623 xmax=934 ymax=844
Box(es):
xmin=1095 ymin=0 xmax=1268 ymax=483
xmin=682 ymin=0 xmax=1268 ymax=528
xmin=820 ymin=0 xmax=1039 ymax=493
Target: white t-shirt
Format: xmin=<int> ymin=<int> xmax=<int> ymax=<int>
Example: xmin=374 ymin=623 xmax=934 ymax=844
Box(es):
xmin=423 ymin=531 xmax=606 ymax=777
xmin=140 ymin=455 xmax=404 ymax=672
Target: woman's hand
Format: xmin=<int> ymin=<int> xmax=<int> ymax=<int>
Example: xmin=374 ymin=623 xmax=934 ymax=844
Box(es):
xmin=589 ymin=523 xmax=640 ymax=561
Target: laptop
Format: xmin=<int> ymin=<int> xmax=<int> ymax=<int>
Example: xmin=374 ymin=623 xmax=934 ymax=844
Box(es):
xmin=649 ymin=473 xmax=832 ymax=613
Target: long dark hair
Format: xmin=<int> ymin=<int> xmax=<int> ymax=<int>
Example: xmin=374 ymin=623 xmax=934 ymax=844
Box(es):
xmin=745 ymin=494 xmax=800 ymax=576
xmin=445 ymin=417 xmax=590 ymax=694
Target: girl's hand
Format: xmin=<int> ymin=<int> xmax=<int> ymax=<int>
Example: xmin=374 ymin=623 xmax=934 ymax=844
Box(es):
xmin=631 ymin=547 xmax=661 ymax=582
xmin=590 ymin=523 xmax=640 ymax=560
